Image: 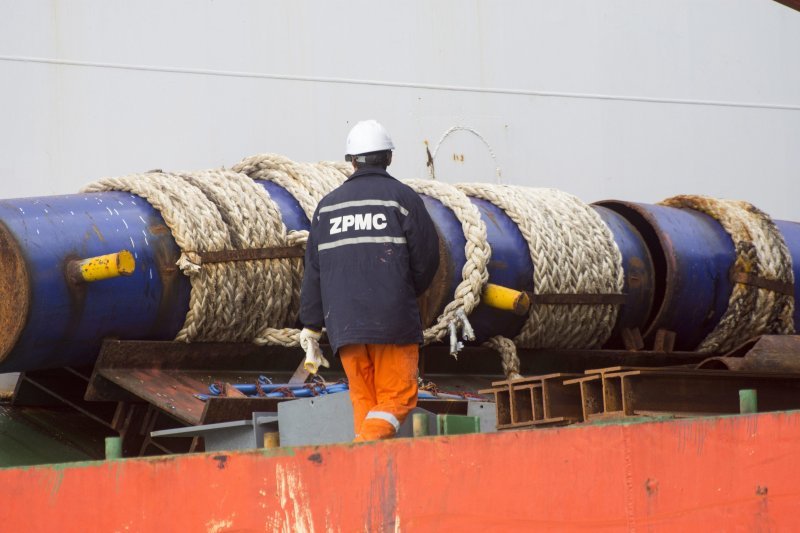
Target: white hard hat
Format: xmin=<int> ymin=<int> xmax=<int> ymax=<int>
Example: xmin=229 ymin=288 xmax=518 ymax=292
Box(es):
xmin=345 ymin=120 xmax=395 ymax=156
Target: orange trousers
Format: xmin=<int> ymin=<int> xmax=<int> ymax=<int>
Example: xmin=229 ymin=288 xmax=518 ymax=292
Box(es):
xmin=339 ymin=343 xmax=419 ymax=442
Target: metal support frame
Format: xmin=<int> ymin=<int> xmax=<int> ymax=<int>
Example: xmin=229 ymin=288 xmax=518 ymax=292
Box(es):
xmin=565 ymin=368 xmax=800 ymax=421
xmin=480 ymin=373 xmax=583 ymax=429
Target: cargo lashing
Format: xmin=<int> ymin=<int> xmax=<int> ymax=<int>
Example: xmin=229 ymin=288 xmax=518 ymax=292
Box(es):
xmin=448 ymin=309 xmax=476 ymax=357
xmin=0 ymin=153 xmax=798 ymax=384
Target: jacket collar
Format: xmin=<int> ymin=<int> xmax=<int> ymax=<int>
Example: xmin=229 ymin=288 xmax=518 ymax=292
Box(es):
xmin=347 ymin=166 xmax=394 ymax=182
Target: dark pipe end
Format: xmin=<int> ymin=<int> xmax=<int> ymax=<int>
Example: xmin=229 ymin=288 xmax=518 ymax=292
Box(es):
xmin=594 ymin=200 xmax=669 ymax=340
xmin=417 ymin=232 xmax=453 ymax=328
xmin=0 ymin=221 xmax=30 ymax=365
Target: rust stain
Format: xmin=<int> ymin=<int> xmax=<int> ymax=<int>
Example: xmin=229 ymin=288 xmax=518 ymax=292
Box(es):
xmin=91 ymin=224 xmax=105 ymax=242
xmin=488 ymin=260 xmax=508 ymax=271
xmin=212 ymin=455 xmax=228 ymax=469
xmin=482 ymin=208 xmax=500 ymax=228
xmin=62 ymin=253 xmax=88 ymax=339
xmin=452 ymin=153 xmax=465 ymax=162
xmin=148 ymin=224 xmax=170 ymax=236
xmin=425 ymin=143 xmax=434 ymax=170
xmin=367 ymin=456 xmax=397 ymax=531
xmin=307 ymin=453 xmax=322 ymax=464
xmin=0 ymin=222 xmax=30 ymax=363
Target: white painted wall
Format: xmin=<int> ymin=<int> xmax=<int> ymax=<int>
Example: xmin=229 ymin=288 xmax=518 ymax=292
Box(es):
xmin=1 ymin=0 xmax=798 ymax=218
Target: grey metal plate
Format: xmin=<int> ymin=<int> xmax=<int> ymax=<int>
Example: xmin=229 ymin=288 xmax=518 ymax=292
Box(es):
xmin=467 ymin=401 xmax=497 ymax=433
xmin=277 ymin=393 xmax=355 ymax=446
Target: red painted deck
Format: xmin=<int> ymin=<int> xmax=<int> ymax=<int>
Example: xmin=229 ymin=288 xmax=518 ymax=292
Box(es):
xmin=2 ymin=411 xmax=799 ymax=532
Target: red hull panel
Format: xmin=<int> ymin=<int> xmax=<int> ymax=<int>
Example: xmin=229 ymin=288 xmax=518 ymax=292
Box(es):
xmin=1 ymin=411 xmax=799 ymax=532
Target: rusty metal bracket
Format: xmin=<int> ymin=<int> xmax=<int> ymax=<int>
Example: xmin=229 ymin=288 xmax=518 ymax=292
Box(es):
xmin=525 ymin=292 xmax=627 ymax=305
xmin=196 ymin=246 xmax=305 ymax=264
xmin=480 ymin=373 xmax=582 ymax=429
xmin=652 ymin=329 xmax=676 ymax=353
xmin=699 ymin=335 xmax=800 ymax=372
xmin=566 ymin=367 xmax=800 ymax=421
xmin=85 ymin=340 xmax=336 ymax=426
xmin=621 ymin=328 xmax=645 ymax=352
xmin=730 ymin=271 xmax=794 ymax=296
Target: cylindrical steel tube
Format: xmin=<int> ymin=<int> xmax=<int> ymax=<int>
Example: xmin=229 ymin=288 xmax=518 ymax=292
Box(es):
xmin=595 ymin=201 xmax=737 ymax=351
xmin=1 ymin=182 xmax=797 ymax=373
xmin=775 ymin=220 xmax=800 ymax=330
xmin=416 ymin=194 xmax=536 ymax=344
xmin=592 ymin=205 xmax=655 ymax=348
xmin=0 ymin=180 xmax=309 ymax=372
xmin=480 ymin=284 xmax=530 ymax=315
xmin=67 ymin=250 xmax=136 ymax=283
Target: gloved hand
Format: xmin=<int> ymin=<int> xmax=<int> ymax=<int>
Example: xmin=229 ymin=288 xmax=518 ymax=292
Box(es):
xmin=299 ymin=328 xmax=329 ymax=374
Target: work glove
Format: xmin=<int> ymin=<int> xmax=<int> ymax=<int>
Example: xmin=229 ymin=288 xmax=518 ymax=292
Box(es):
xmin=299 ymin=328 xmax=329 ymax=374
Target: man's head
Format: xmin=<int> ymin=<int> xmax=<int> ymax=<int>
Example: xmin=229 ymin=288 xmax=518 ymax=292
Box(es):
xmin=345 ymin=120 xmax=394 ymax=170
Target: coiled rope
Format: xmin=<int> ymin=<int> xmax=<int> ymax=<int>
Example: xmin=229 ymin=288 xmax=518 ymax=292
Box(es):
xmin=83 ymin=170 xmax=297 ymax=342
xmin=230 ymin=153 xmax=351 ymax=346
xmin=405 ymin=180 xmax=491 ymax=350
xmin=82 ymin=157 xmax=351 ymax=347
xmin=457 ymin=184 xmax=625 ymax=376
xmin=81 ymin=156 xmax=628 ymax=380
xmin=231 ymin=153 xmax=349 ymax=219
xmin=660 ymin=195 xmax=795 ymax=353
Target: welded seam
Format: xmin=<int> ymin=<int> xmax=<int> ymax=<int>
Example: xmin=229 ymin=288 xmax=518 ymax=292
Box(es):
xmin=622 ymin=426 xmax=637 ymax=532
xmin=2 ymin=55 xmax=800 ymax=112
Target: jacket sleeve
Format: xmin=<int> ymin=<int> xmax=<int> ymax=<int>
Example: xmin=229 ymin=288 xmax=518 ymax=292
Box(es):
xmin=299 ymin=206 xmax=324 ymax=331
xmin=402 ymin=192 xmax=440 ymax=296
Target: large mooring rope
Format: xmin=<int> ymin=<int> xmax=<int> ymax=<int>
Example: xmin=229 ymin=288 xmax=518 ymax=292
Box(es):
xmin=660 ymin=195 xmax=795 ymax=353
xmin=230 ymin=153 xmax=351 ymax=346
xmin=231 ymin=153 xmax=349 ymax=219
xmin=458 ymin=184 xmax=625 ymax=349
xmin=404 ymin=180 xmax=491 ymax=347
xmin=92 ymin=156 xmax=800 ymax=374
xmin=82 ymin=165 xmax=327 ymax=346
xmin=80 ymin=156 xmax=797 ymax=374
xmin=483 ymin=335 xmax=522 ymax=379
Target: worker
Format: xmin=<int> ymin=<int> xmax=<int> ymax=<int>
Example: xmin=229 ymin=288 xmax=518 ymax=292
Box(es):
xmin=298 ymin=119 xmax=440 ymax=441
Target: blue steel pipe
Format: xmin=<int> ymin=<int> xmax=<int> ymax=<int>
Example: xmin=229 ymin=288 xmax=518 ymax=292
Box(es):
xmin=466 ymin=198 xmax=534 ymax=342
xmin=593 ymin=201 xmax=800 ymax=351
xmin=0 ymin=181 xmax=309 ymax=373
xmin=418 ymin=195 xmax=655 ymax=346
xmin=418 ymin=195 xmax=537 ymax=344
xmin=1 ymin=183 xmax=794 ymax=373
xmin=775 ymin=220 xmax=800 ymax=329
xmin=592 ymin=206 xmax=655 ymax=347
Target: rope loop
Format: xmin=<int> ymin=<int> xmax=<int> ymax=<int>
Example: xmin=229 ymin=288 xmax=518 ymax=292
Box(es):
xmin=483 ymin=336 xmax=522 ymax=380
xmin=659 ymin=195 xmax=795 ymax=353
xmin=405 ymin=179 xmax=491 ymax=352
xmin=232 ymin=154 xmax=351 ymax=347
xmin=82 ymin=168 xmax=306 ymax=344
xmin=231 ymin=153 xmax=350 ymax=220
xmin=457 ymin=184 xmax=624 ymax=349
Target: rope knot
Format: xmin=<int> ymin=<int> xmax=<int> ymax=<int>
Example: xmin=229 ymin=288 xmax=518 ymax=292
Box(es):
xmin=176 ymin=251 xmax=203 ymax=275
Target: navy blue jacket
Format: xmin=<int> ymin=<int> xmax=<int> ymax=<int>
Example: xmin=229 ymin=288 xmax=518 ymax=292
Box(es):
xmin=299 ymin=167 xmax=440 ymax=353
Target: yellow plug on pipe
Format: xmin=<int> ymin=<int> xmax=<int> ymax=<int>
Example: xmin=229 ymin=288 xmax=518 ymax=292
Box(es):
xmin=68 ymin=250 xmax=136 ymax=283
xmin=481 ymin=283 xmax=531 ymax=315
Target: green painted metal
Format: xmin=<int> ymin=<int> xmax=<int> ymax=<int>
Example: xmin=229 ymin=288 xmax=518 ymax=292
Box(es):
xmin=105 ymin=437 xmax=122 ymax=460
xmin=0 ymin=405 xmax=96 ymax=468
xmin=436 ymin=414 xmax=480 ymax=435
xmin=739 ymin=389 xmax=758 ymax=414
